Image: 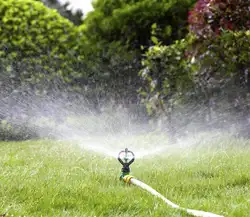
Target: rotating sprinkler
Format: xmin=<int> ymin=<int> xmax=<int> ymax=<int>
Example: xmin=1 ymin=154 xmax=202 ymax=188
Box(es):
xmin=118 ymin=148 xmax=135 ymax=180
xmin=117 ymin=148 xmax=224 ymax=217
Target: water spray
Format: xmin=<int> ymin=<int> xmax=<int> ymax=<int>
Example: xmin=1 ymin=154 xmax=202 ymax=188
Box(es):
xmin=117 ymin=148 xmax=224 ymax=217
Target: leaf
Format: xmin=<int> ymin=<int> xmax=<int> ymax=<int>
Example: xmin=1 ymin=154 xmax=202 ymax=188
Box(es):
xmin=151 ymin=23 xmax=157 ymax=29
xmin=151 ymin=36 xmax=159 ymax=45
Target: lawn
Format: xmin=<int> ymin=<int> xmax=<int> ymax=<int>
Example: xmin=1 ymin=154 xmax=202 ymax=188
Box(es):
xmin=0 ymin=136 xmax=249 ymax=217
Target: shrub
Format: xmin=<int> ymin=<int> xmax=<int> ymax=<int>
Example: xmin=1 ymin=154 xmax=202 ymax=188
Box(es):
xmin=139 ymin=30 xmax=250 ymax=137
xmin=188 ymin=0 xmax=250 ymax=38
xmin=0 ymin=0 xmax=83 ymax=91
xmin=79 ymin=0 xmax=196 ymax=103
xmin=139 ymin=39 xmax=193 ymax=114
xmin=187 ymin=30 xmax=250 ymax=136
xmin=189 ymin=30 xmax=250 ymax=93
xmin=138 ymin=38 xmax=198 ymax=138
xmin=0 ymin=120 xmax=39 ymax=141
xmin=83 ymin=0 xmax=196 ymax=50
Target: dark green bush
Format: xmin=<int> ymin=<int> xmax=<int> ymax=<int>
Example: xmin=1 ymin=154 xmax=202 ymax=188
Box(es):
xmin=83 ymin=0 xmax=196 ymax=50
xmin=0 ymin=120 xmax=39 ymax=141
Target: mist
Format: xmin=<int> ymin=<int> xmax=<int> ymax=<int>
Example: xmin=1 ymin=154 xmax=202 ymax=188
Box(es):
xmin=1 ymin=80 xmax=248 ymax=160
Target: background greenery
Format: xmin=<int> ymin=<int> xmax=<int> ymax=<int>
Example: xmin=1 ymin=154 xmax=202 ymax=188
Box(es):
xmin=1 ymin=0 xmax=250 ymax=140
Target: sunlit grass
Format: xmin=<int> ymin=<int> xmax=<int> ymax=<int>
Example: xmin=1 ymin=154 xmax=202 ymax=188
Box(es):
xmin=0 ymin=138 xmax=249 ymax=217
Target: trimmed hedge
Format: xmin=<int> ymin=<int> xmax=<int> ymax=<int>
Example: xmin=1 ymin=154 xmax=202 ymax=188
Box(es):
xmin=0 ymin=0 xmax=84 ymax=89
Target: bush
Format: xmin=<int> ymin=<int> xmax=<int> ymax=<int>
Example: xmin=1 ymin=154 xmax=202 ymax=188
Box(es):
xmin=189 ymin=30 xmax=250 ymax=94
xmin=0 ymin=120 xmax=39 ymax=141
xmin=188 ymin=0 xmax=250 ymax=38
xmin=79 ymin=0 xmax=196 ymax=103
xmin=138 ymin=38 xmax=198 ymax=139
xmin=185 ymin=30 xmax=250 ymax=136
xmin=0 ymin=0 xmax=84 ymax=91
xmin=139 ymin=29 xmax=250 ymax=137
xmin=83 ymin=0 xmax=196 ymax=50
xmin=139 ymin=39 xmax=193 ymax=115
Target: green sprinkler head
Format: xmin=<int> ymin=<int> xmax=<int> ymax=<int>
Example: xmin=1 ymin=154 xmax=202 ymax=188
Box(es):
xmin=118 ymin=148 xmax=135 ymax=179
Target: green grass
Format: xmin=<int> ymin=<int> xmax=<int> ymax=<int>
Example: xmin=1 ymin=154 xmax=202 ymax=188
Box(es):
xmin=0 ymin=137 xmax=249 ymax=217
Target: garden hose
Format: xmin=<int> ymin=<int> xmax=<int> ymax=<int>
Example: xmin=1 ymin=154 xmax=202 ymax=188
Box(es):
xmin=118 ymin=148 xmax=224 ymax=217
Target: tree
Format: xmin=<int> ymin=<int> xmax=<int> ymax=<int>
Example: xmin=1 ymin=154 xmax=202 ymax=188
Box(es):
xmin=83 ymin=0 xmax=196 ymax=50
xmin=77 ymin=0 xmax=196 ymax=104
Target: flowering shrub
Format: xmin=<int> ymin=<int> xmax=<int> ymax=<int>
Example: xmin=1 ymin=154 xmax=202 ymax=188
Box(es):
xmin=188 ymin=0 xmax=250 ymax=38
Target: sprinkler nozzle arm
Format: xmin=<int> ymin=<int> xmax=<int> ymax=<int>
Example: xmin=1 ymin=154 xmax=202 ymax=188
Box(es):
xmin=118 ymin=157 xmax=134 ymax=166
xmin=117 ymin=148 xmax=135 ymax=166
xmin=118 ymin=157 xmax=124 ymax=166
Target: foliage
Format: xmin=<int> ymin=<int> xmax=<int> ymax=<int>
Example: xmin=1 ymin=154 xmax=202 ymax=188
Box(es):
xmin=187 ymin=30 xmax=250 ymax=133
xmin=138 ymin=38 xmax=196 ymax=138
xmin=188 ymin=0 xmax=250 ymax=38
xmin=139 ymin=38 xmax=193 ymax=116
xmin=138 ymin=29 xmax=250 ymax=137
xmin=74 ymin=31 xmax=140 ymax=104
xmin=0 ymin=120 xmax=39 ymax=141
xmin=79 ymin=0 xmax=195 ymax=103
xmin=189 ymin=30 xmax=250 ymax=94
xmin=83 ymin=0 xmax=196 ymax=50
xmin=2 ymin=0 xmax=250 ymax=140
xmin=0 ymin=0 xmax=84 ymax=91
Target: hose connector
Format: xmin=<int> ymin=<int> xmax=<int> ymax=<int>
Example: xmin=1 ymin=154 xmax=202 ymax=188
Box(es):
xmin=123 ymin=175 xmax=134 ymax=184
